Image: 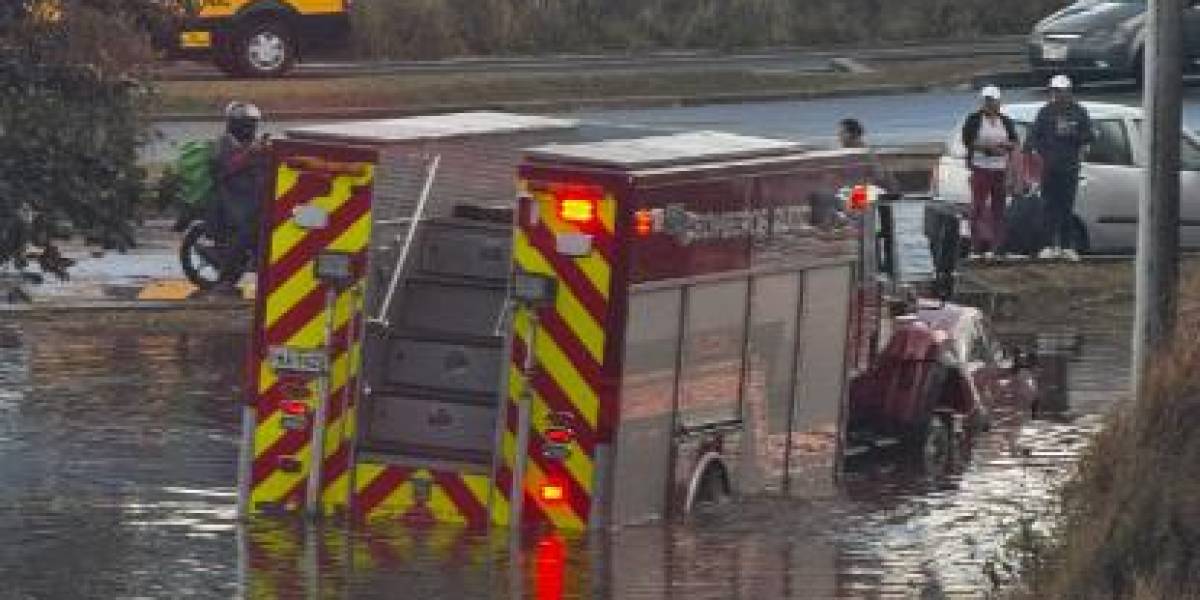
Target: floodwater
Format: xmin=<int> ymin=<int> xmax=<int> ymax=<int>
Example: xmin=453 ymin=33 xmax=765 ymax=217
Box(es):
xmin=0 ymin=321 xmax=1126 ymax=599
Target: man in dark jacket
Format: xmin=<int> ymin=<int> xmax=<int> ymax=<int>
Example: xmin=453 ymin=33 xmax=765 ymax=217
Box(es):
xmin=209 ymin=101 xmax=270 ymax=293
xmin=1027 ymin=75 xmax=1092 ymax=261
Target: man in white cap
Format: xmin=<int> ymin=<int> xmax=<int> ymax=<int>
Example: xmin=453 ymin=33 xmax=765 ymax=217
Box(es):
xmin=961 ymin=85 xmax=1019 ymax=259
xmin=1027 ymin=74 xmax=1092 ymax=261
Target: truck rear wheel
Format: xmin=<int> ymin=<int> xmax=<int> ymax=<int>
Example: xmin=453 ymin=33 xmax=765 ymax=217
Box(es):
xmin=233 ymin=20 xmax=295 ymax=77
xmin=690 ymin=465 xmax=731 ymax=511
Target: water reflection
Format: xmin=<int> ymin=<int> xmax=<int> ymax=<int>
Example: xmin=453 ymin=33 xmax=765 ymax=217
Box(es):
xmin=0 ymin=322 xmax=1124 ymax=599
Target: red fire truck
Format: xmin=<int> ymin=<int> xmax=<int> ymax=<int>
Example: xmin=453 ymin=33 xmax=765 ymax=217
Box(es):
xmin=235 ymin=112 xmax=993 ymax=532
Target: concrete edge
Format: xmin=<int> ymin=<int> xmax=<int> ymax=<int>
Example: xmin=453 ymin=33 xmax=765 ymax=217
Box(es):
xmin=153 ymin=82 xmax=950 ymax=122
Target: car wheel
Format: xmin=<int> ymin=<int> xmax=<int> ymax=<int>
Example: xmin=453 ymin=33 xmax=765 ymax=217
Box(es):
xmin=234 ymin=20 xmax=295 ymax=78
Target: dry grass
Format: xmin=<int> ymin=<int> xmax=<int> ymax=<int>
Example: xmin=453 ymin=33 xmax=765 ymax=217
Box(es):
xmin=1013 ymin=274 xmax=1200 ymax=599
xmin=349 ymin=0 xmax=1066 ymax=58
xmin=157 ymin=56 xmax=1017 ymax=115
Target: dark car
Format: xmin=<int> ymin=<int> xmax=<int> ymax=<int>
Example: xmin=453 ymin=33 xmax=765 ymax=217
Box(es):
xmin=1028 ymin=0 xmax=1200 ymax=83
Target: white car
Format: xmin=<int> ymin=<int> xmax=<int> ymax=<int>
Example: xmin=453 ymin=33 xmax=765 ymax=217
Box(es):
xmin=933 ymin=101 xmax=1200 ymax=253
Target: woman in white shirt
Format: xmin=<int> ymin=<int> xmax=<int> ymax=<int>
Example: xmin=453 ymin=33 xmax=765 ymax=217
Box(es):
xmin=960 ymin=86 xmax=1019 ymax=259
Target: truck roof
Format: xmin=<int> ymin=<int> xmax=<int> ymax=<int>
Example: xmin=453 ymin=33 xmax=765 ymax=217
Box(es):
xmin=524 ymin=131 xmax=803 ymax=169
xmin=286 ymin=111 xmax=580 ymax=144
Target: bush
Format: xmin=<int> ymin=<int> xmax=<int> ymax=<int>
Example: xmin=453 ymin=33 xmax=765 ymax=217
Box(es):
xmin=351 ymin=0 xmax=1068 ymax=59
xmin=0 ymin=0 xmax=164 ymax=278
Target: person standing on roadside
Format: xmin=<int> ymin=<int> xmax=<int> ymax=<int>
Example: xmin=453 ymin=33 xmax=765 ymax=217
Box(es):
xmin=1027 ymin=75 xmax=1092 ymax=261
xmin=961 ymin=85 xmax=1019 ymax=259
xmin=837 ymin=117 xmax=900 ymax=191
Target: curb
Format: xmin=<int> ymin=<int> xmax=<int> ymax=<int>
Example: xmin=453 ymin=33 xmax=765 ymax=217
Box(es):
xmin=0 ymin=299 xmax=250 ymax=315
xmin=153 ymin=82 xmax=949 ymax=122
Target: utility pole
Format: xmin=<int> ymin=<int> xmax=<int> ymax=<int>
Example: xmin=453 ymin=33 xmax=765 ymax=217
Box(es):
xmin=1133 ymin=0 xmax=1184 ymax=393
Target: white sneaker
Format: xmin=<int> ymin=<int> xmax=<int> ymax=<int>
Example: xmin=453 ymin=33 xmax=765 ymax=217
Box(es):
xmin=1061 ymin=248 xmax=1081 ymax=262
xmin=1037 ymin=247 xmax=1058 ymax=260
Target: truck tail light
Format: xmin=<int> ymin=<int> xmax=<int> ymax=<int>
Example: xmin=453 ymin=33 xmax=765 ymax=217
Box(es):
xmin=634 ymin=209 xmax=653 ymax=237
xmin=280 ymin=400 xmax=309 ymax=416
xmin=545 ymin=428 xmax=572 ymax=444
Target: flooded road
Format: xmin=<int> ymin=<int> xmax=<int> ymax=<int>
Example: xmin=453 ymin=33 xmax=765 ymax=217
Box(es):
xmin=0 ymin=321 xmax=1126 ymax=599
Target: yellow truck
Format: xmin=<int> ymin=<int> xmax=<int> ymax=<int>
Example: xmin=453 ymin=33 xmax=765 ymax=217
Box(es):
xmin=170 ymin=0 xmax=352 ymax=77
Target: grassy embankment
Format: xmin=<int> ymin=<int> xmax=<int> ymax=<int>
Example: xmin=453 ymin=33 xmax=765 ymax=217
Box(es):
xmin=157 ymin=56 xmax=1017 ymax=116
xmin=347 ymin=0 xmax=1063 ymax=59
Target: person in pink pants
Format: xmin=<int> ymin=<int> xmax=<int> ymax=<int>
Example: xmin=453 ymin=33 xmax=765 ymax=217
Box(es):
xmin=960 ymin=86 xmax=1019 ymax=259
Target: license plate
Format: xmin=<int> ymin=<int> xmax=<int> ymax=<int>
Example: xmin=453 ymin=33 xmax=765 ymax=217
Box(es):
xmin=179 ymin=31 xmax=212 ymax=49
xmin=1042 ymin=43 xmax=1068 ymax=61
xmin=269 ymin=346 xmax=328 ymax=374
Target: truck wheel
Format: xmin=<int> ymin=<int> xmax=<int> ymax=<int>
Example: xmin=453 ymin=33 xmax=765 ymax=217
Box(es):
xmin=691 ymin=465 xmax=731 ymax=510
xmin=234 ymin=20 xmax=295 ymax=77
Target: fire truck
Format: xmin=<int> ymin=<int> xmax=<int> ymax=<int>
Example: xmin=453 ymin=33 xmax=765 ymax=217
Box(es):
xmin=236 ymin=111 xmax=1000 ymax=532
xmin=167 ymin=0 xmax=351 ymax=77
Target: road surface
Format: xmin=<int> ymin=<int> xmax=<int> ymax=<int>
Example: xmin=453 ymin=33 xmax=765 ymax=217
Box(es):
xmin=147 ymin=86 xmax=1200 ymax=164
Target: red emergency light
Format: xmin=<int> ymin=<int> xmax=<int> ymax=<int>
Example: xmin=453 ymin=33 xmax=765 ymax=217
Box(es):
xmin=848 ymin=184 xmax=871 ymax=212
xmin=553 ymin=184 xmax=602 ymax=225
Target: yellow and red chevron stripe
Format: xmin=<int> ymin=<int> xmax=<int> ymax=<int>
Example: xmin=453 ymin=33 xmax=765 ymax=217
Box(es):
xmin=248 ymin=141 xmax=376 ymax=517
xmin=353 ymin=463 xmax=496 ymax=527
xmin=495 ymin=180 xmax=616 ymax=529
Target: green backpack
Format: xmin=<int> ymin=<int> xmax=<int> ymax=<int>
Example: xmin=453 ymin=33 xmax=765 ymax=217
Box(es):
xmin=174 ymin=139 xmax=216 ymax=210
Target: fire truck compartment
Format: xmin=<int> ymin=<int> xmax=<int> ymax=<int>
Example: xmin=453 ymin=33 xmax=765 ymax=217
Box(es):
xmin=286 ymin=113 xmax=670 ymax=470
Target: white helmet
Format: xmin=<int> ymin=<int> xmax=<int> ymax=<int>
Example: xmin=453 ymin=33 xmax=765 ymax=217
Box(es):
xmin=980 ymin=85 xmax=1002 ymax=100
xmin=1049 ymin=74 xmax=1073 ymax=90
xmin=224 ymin=101 xmax=262 ymax=120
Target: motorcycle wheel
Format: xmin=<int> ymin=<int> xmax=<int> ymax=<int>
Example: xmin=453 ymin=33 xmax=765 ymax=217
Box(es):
xmin=180 ymin=222 xmax=229 ymax=291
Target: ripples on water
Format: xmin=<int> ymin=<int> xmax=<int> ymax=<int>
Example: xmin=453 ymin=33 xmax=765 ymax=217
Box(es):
xmin=0 ymin=323 xmax=1127 ymax=599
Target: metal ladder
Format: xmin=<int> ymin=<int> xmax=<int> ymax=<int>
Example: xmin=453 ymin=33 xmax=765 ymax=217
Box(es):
xmin=370 ymin=153 xmax=442 ymax=327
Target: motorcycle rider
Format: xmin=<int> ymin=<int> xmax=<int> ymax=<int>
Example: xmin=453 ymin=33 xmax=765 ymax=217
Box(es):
xmin=208 ymin=101 xmax=270 ymax=294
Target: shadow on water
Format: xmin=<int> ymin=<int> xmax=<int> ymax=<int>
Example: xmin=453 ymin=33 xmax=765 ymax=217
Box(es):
xmin=0 ymin=321 xmax=1126 ymax=599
